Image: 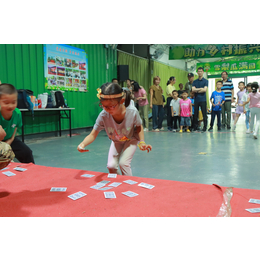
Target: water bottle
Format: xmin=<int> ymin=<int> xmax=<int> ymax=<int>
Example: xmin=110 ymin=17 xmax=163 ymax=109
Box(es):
xmin=35 ymin=98 xmax=38 ymax=109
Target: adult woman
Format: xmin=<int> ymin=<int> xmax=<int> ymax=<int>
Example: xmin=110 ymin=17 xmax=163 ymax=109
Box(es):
xmin=132 ymin=81 xmax=149 ymax=131
xmin=166 ymin=76 xmax=176 ymax=131
xmin=149 ymin=76 xmax=164 ymax=131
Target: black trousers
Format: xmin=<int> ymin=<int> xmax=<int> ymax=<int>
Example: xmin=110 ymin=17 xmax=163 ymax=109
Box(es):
xmin=10 ymin=137 xmax=35 ymax=164
xmin=210 ymin=110 xmax=221 ymax=128
xmin=173 ymin=116 xmax=181 ymax=129
xmin=166 ymin=97 xmax=173 ymax=128
xmin=193 ymin=101 xmax=207 ymax=130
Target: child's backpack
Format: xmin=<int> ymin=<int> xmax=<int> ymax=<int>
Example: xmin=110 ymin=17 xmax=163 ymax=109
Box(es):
xmin=17 ymin=89 xmax=34 ymax=118
xmin=55 ymin=91 xmax=66 ymax=108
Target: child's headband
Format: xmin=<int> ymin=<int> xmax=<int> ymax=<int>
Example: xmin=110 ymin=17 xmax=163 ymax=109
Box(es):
xmin=97 ymin=88 xmax=124 ymax=100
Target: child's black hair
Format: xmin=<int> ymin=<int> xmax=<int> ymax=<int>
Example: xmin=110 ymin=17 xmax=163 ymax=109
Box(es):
xmin=132 ymin=82 xmax=141 ymax=92
xmin=216 ymin=80 xmax=223 ymax=85
xmin=0 ymin=83 xmax=18 ymax=98
xmin=251 ymin=82 xmax=259 ymax=93
xmin=100 ymin=82 xmax=131 ymax=107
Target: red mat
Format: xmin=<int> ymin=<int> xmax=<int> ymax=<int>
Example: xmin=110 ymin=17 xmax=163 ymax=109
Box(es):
xmin=0 ymin=163 xmax=260 ymax=217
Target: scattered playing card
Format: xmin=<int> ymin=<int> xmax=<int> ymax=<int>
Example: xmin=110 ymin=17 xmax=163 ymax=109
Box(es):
xmin=81 ymin=174 xmax=95 ymax=178
xmin=90 ymin=184 xmax=104 ymax=190
xmin=245 ymin=208 xmax=260 ymax=213
xmin=123 ymin=180 xmax=138 ymax=185
xmin=99 ymin=187 xmax=113 ymax=190
xmin=0 ymin=167 xmax=9 ymax=171
xmin=98 ymin=180 xmax=110 ymax=185
xmin=249 ymin=199 xmax=260 ymax=204
xmin=108 ymin=174 xmax=117 ymax=178
xmin=108 ymin=182 xmax=122 ymax=187
xmin=68 ymin=191 xmax=87 ymax=200
xmin=50 ymin=187 xmax=67 ymax=192
xmin=13 ymin=167 xmax=27 ymax=172
xmin=104 ymin=191 xmax=116 ymax=199
xmin=2 ymin=171 xmax=16 ymax=177
xmin=122 ymin=191 xmax=139 ymax=197
xmin=138 ymin=182 xmax=155 ymax=189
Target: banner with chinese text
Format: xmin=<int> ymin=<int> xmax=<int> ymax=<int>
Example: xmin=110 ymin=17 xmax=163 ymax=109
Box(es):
xmin=196 ymin=60 xmax=260 ymax=76
xmin=169 ymin=44 xmax=260 ymax=60
xmin=44 ymin=44 xmax=88 ymax=92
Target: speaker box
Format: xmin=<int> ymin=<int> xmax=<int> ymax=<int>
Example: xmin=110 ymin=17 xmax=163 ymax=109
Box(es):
xmin=117 ymin=65 xmax=129 ymax=82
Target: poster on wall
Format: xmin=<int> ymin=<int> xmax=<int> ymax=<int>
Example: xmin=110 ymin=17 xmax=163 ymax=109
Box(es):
xmin=44 ymin=44 xmax=88 ymax=92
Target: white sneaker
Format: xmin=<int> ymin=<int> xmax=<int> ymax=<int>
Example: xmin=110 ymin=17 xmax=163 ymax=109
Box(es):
xmin=143 ymin=128 xmax=148 ymax=132
xmin=232 ymin=124 xmax=236 ymax=131
xmin=159 ymin=127 xmax=164 ymax=131
xmin=253 ymin=133 xmax=258 ymax=139
xmin=152 ymin=128 xmax=159 ymax=132
xmin=246 ymin=129 xmax=250 ymax=134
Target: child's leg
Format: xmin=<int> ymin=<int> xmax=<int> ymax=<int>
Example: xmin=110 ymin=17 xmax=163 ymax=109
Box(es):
xmin=250 ymin=108 xmax=256 ymax=132
xmin=233 ymin=114 xmax=240 ymax=125
xmin=107 ymin=141 xmax=121 ymax=174
xmin=245 ymin=111 xmax=250 ymax=129
xmin=10 ymin=137 xmax=35 ymax=163
xmin=118 ymin=139 xmax=138 ymax=176
xmin=254 ymin=108 xmax=260 ymax=134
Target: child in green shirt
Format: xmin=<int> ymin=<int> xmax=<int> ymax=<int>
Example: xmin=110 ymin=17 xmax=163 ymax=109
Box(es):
xmin=0 ymin=83 xmax=34 ymax=163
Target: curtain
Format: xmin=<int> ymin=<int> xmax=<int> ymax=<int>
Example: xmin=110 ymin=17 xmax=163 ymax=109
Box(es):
xmin=117 ymin=51 xmax=150 ymax=93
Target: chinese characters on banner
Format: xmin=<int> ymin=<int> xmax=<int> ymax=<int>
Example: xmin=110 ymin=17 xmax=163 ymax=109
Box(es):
xmin=196 ymin=60 xmax=260 ymax=76
xmin=169 ymin=44 xmax=260 ymax=60
xmin=44 ymin=44 xmax=88 ymax=92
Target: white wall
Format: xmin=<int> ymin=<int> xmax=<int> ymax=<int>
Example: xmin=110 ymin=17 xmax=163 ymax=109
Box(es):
xmin=150 ymin=46 xmax=187 ymax=71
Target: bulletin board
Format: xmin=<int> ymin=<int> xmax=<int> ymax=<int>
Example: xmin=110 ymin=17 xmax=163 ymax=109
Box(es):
xmin=44 ymin=44 xmax=88 ymax=92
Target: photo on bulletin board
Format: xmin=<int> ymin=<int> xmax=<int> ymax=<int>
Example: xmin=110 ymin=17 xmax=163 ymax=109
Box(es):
xmin=44 ymin=44 xmax=88 ymax=92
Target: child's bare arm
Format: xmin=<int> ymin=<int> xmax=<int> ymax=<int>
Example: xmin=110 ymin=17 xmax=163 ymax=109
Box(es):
xmin=78 ymin=129 xmax=99 ymax=152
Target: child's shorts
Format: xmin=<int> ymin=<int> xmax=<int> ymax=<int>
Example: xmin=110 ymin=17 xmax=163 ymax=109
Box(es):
xmin=198 ymin=110 xmax=203 ymax=121
xmin=180 ymin=117 xmax=191 ymax=126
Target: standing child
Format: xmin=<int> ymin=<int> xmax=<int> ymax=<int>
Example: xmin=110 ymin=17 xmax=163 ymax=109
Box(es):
xmin=240 ymin=82 xmax=260 ymax=139
xmin=179 ymin=91 xmax=192 ymax=133
xmin=170 ymin=90 xmax=181 ymax=132
xmin=177 ymin=83 xmax=184 ymax=98
xmin=241 ymin=83 xmax=251 ymax=134
xmin=208 ymin=81 xmax=225 ymax=131
xmin=233 ymin=81 xmax=246 ymax=131
xmin=78 ymin=82 xmax=152 ymax=176
xmin=0 ymin=83 xmax=35 ymax=163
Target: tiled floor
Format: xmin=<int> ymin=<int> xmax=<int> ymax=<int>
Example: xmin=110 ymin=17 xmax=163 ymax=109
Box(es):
xmin=23 ymin=114 xmax=260 ymax=190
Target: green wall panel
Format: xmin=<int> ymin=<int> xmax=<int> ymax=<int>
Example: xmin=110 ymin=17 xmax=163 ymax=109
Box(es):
xmin=0 ymin=44 xmax=117 ymax=135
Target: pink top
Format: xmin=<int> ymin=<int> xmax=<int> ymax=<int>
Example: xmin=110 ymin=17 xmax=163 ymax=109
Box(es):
xmin=249 ymin=92 xmax=260 ymax=108
xmin=134 ymin=88 xmax=148 ymax=106
xmin=179 ymin=98 xmax=191 ymax=117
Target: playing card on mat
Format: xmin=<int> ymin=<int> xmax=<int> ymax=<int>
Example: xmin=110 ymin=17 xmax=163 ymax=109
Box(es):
xmin=99 ymin=187 xmax=113 ymax=190
xmin=2 ymin=171 xmax=16 ymax=177
xmin=104 ymin=191 xmax=116 ymax=199
xmin=68 ymin=191 xmax=87 ymax=200
xmin=98 ymin=180 xmax=110 ymax=185
xmin=122 ymin=191 xmax=139 ymax=197
xmin=108 ymin=182 xmax=122 ymax=187
xmin=14 ymin=167 xmax=27 ymax=172
xmin=81 ymin=174 xmax=95 ymax=178
xmin=108 ymin=173 xmax=117 ymax=178
xmin=249 ymin=199 xmax=260 ymax=204
xmin=138 ymin=182 xmax=155 ymax=189
xmin=50 ymin=187 xmax=67 ymax=192
xmin=90 ymin=184 xmax=104 ymax=190
xmin=1 ymin=167 xmax=9 ymax=171
xmin=245 ymin=208 xmax=260 ymax=213
xmin=123 ymin=180 xmax=138 ymax=185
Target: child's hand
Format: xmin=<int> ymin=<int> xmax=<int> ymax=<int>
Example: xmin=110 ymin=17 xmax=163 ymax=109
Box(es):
xmin=244 ymin=110 xmax=246 ymax=114
xmin=238 ymin=103 xmax=243 ymax=106
xmin=138 ymin=142 xmax=152 ymax=153
xmin=77 ymin=143 xmax=89 ymax=153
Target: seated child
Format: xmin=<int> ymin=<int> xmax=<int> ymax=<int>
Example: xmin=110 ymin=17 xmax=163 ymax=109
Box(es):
xmin=0 ymin=83 xmax=35 ymax=163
